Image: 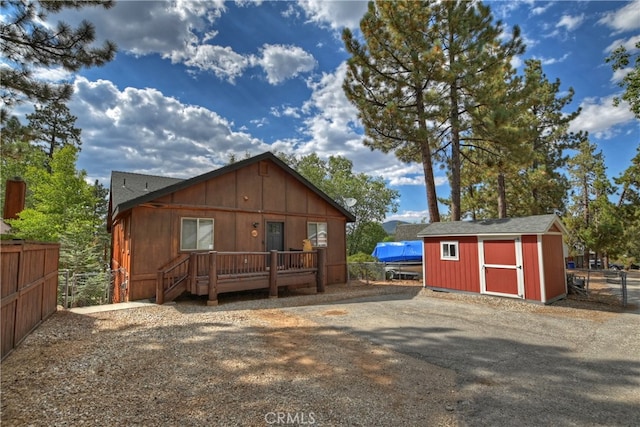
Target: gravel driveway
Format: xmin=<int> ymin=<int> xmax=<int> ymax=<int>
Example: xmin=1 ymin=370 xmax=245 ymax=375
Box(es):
xmin=285 ymin=279 xmax=640 ymax=426
xmin=2 ymin=280 xmax=639 ymax=426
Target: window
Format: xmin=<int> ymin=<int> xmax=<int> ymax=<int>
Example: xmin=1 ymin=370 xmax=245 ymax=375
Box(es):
xmin=181 ymin=218 xmax=214 ymax=251
xmin=441 ymin=241 xmax=459 ymax=260
xmin=307 ymin=222 xmax=327 ymax=247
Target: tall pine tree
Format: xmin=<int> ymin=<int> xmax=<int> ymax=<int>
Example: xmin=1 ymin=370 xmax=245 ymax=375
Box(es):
xmin=0 ymin=0 xmax=116 ymax=119
xmin=343 ymin=0 xmax=522 ymax=221
xmin=27 ymin=100 xmax=82 ymax=162
xmin=565 ymin=137 xmax=621 ymax=266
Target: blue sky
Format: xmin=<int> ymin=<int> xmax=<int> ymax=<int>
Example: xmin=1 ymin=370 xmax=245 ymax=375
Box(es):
xmin=15 ymin=0 xmax=640 ymax=222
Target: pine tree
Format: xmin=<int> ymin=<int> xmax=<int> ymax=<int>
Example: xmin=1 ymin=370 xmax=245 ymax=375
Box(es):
xmin=613 ymin=146 xmax=640 ymax=265
xmin=433 ymin=1 xmax=524 ymax=220
xmin=460 ymin=60 xmax=579 ymax=219
xmin=606 ymin=41 xmax=640 ymax=119
xmin=343 ymin=1 xmax=444 ymax=221
xmin=343 ymin=0 xmax=522 ymax=222
xmin=8 ymin=146 xmax=89 ymax=240
xmin=518 ymin=60 xmax=580 ymax=215
xmin=0 ymin=0 xmax=116 ymax=118
xmin=27 ymin=100 xmax=82 ymax=161
xmin=565 ymin=137 xmax=622 ymax=266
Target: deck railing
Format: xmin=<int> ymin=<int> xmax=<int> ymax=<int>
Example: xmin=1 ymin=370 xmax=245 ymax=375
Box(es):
xmin=157 ymin=249 xmax=325 ymax=305
xmin=156 ymin=254 xmax=190 ymax=305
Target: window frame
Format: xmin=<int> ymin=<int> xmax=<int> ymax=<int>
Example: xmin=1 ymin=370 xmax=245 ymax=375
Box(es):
xmin=180 ymin=217 xmax=214 ymax=251
xmin=307 ymin=221 xmax=328 ymax=247
xmin=440 ymin=240 xmax=459 ymax=261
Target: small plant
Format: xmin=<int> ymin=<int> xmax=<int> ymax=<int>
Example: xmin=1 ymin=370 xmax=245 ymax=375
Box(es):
xmin=348 ymin=252 xmax=384 ymax=281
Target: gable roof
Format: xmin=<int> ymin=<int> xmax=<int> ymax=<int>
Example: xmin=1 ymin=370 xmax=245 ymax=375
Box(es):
xmin=109 ymin=152 xmax=356 ymax=222
xmin=417 ymin=214 xmax=567 ymax=237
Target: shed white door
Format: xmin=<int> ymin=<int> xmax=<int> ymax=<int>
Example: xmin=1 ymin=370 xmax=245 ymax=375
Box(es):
xmin=479 ymin=238 xmax=524 ymax=298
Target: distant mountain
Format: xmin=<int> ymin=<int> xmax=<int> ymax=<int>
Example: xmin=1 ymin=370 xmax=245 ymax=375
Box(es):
xmin=382 ymin=220 xmax=408 ymax=235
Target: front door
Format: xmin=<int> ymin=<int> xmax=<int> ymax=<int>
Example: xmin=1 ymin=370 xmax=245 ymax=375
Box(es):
xmin=480 ymin=238 xmax=524 ymax=298
xmin=266 ymin=222 xmax=284 ymax=252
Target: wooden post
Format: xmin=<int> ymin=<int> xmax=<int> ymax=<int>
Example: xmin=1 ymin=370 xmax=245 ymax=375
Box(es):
xmin=188 ymin=252 xmax=197 ymax=294
xmin=207 ymin=251 xmax=218 ymax=306
xmin=156 ymin=270 xmax=164 ymax=305
xmin=316 ymin=247 xmax=326 ymax=293
xmin=269 ymin=250 xmax=278 ymax=298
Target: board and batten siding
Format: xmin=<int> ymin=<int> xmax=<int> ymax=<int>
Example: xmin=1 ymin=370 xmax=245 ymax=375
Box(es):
xmin=521 ymin=235 xmax=541 ymax=301
xmin=424 ymin=236 xmax=480 ymax=292
xmin=542 ymin=234 xmax=566 ymax=301
xmin=112 ymin=158 xmax=350 ymax=301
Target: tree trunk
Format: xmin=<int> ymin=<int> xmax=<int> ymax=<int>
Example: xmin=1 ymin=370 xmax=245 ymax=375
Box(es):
xmin=497 ymin=172 xmax=507 ymax=218
xmin=449 ymin=83 xmax=461 ymax=221
xmin=416 ymin=85 xmax=440 ymax=222
xmin=582 ymin=175 xmax=590 ymax=267
xmin=420 ymin=141 xmax=440 ymax=223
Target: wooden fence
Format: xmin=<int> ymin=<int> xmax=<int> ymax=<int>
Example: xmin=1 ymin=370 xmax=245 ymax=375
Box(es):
xmin=1 ymin=241 xmax=59 ymax=360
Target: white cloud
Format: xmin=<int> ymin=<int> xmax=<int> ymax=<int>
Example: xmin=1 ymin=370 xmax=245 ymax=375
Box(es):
xmin=280 ymin=62 xmax=448 ymax=191
xmin=533 ymin=52 xmax=571 ymax=66
xmin=556 ymin=14 xmax=585 ymax=32
xmin=70 ymin=77 xmax=270 ymax=182
xmin=31 ymin=67 xmax=75 ymax=83
xmin=173 ymin=44 xmax=250 ymax=83
xmin=385 ymin=210 xmax=430 ymax=224
xmin=530 ymin=3 xmax=553 ymax=16
xmin=271 ymin=105 xmax=301 ymax=119
xmin=296 ymin=0 xmax=368 ymax=30
xmin=57 ymin=1 xmax=223 ymax=56
xmin=51 ymin=1 xmax=251 ymax=82
xmin=611 ymin=67 xmax=634 ymax=84
xmin=604 ymin=34 xmax=640 ymax=54
xmin=598 ymin=0 xmax=640 ymax=33
xmin=255 ymin=44 xmax=317 ymax=84
xmin=569 ymin=95 xmax=636 ymax=139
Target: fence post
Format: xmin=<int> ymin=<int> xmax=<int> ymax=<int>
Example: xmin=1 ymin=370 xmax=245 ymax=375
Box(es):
xmin=621 ymin=271 xmax=627 ymax=308
xmin=269 ymin=250 xmax=278 ymax=298
xmin=207 ymin=252 xmax=218 ymax=306
xmin=316 ymin=248 xmax=326 ymax=293
xmin=63 ymin=270 xmax=69 ymax=309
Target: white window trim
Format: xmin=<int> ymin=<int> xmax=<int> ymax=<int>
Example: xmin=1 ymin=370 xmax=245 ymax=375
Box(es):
xmin=180 ymin=217 xmax=214 ymax=251
xmin=440 ymin=241 xmax=459 ymax=261
xmin=307 ymin=221 xmax=328 ymax=247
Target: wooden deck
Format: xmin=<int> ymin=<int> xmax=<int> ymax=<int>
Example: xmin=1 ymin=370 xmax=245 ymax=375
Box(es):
xmin=156 ymin=249 xmax=326 ymax=305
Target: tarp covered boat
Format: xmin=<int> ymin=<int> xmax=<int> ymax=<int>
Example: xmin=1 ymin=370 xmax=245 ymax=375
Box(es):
xmin=371 ymin=240 xmax=422 ymax=262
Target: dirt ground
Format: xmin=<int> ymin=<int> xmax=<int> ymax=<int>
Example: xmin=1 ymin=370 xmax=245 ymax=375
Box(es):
xmin=1 ymin=277 xmax=636 ymax=426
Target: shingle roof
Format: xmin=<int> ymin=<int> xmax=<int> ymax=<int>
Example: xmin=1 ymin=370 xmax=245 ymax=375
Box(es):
xmin=110 ymin=171 xmax=184 ymax=216
xmin=417 ymin=214 xmax=566 ymax=237
xmin=109 ymin=152 xmax=356 ymax=223
xmin=394 ymin=223 xmax=429 ymax=241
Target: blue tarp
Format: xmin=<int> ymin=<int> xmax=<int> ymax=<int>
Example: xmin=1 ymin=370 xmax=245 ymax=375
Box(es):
xmin=371 ymin=240 xmax=423 ymax=262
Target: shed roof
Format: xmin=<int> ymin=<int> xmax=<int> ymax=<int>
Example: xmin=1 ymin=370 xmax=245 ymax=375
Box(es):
xmin=109 ymin=152 xmax=356 ymax=223
xmin=417 ymin=214 xmax=566 ymax=237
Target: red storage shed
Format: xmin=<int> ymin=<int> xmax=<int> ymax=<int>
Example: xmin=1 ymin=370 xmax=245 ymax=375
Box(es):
xmin=418 ymin=214 xmax=568 ymax=304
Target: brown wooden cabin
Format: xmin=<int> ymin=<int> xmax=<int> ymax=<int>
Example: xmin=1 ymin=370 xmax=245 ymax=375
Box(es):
xmin=108 ymin=152 xmax=356 ymax=304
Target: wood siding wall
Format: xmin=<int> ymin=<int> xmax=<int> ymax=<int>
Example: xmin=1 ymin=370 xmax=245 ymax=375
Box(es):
xmin=542 ymin=234 xmax=566 ymax=301
xmin=112 ymin=159 xmax=349 ymax=301
xmin=521 ymin=235 xmax=541 ymax=301
xmin=424 ymin=236 xmax=480 ymax=292
xmin=1 ymin=241 xmax=59 ymax=360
